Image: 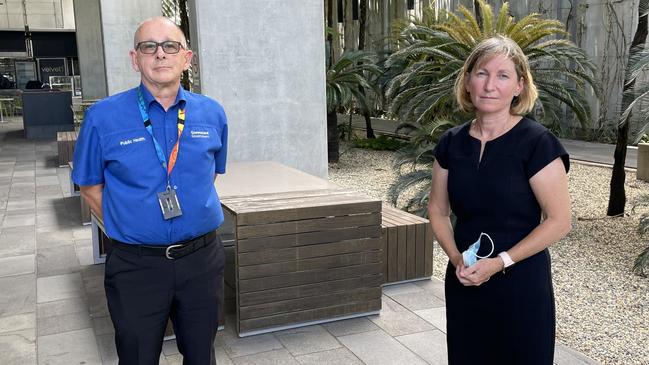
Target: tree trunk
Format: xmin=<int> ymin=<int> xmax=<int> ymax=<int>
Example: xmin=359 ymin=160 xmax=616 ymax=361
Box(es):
xmin=326 ymin=0 xmax=334 ymax=68
xmin=473 ymin=0 xmax=483 ymax=30
xmin=359 ymin=0 xmax=367 ymax=51
xmin=607 ymin=5 xmax=648 ymax=216
xmin=328 ymin=111 xmax=340 ymax=163
xmin=358 ymin=0 xmax=375 ymax=138
xmin=364 ymin=110 xmax=375 ymax=139
xmin=178 ymin=0 xmax=191 ymax=90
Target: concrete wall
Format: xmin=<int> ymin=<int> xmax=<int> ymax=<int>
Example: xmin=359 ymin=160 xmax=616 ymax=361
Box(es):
xmin=74 ymin=0 xmax=161 ymax=99
xmin=73 ymin=0 xmax=108 ymax=100
xmin=99 ymin=0 xmax=161 ymax=95
xmin=190 ymin=0 xmax=328 ymax=178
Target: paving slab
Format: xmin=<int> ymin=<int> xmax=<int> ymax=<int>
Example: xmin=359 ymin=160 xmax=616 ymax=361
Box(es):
xmin=0 ymin=254 xmax=35 ymax=277
xmin=38 ymin=311 xmax=93 ymax=337
xmin=95 ymin=332 xmax=118 ymax=365
xmin=0 ymin=313 xmax=36 ymax=333
xmin=36 ymin=272 xmax=84 ymax=303
xmin=338 ymin=330 xmax=427 ymax=365
xmin=0 ymin=225 xmax=35 ymax=258
xmin=274 ymin=325 xmax=341 ymax=356
xmin=36 ymin=245 xmax=80 ymax=277
xmin=38 ymin=328 xmax=101 ymax=365
xmin=0 ymin=274 xmax=36 ymax=317
xmin=231 ymin=348 xmax=299 ymax=365
xmin=294 ymin=347 xmax=363 ymax=365
xmin=37 ymin=297 xmax=88 ymax=318
xmin=555 ymin=343 xmax=603 ymax=365
xmin=396 ymin=329 xmax=448 ymax=365
xmin=218 ymin=323 xmax=283 ymax=358
xmin=413 ymin=277 xmax=445 ymax=300
xmin=6 ymin=199 xmax=35 ymax=211
xmin=0 ymin=328 xmax=37 ymax=365
xmin=368 ymin=296 xmax=434 ymax=337
xmin=413 ymin=306 xmax=446 ymax=333
xmin=323 ymin=317 xmax=379 ymax=337
xmin=386 ymin=290 xmax=445 ymax=311
xmin=2 ymin=212 xmax=36 ymax=228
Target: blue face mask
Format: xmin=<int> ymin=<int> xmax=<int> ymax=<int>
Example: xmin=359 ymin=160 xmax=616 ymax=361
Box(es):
xmin=462 ymin=232 xmax=495 ymax=267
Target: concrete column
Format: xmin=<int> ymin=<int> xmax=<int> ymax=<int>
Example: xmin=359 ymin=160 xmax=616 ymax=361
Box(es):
xmin=99 ymin=0 xmax=162 ymax=95
xmin=74 ymin=0 xmax=161 ymax=99
xmin=637 ymin=143 xmax=649 ymax=182
xmin=189 ymin=0 xmax=328 ymax=178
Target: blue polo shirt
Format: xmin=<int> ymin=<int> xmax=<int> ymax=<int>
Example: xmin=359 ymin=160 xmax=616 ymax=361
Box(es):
xmin=72 ymin=84 xmax=228 ymax=245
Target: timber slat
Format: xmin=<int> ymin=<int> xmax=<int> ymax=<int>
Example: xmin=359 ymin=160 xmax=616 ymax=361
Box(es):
xmin=239 ymin=275 xmax=383 ymax=307
xmin=237 ymin=238 xmax=382 ymax=266
xmin=238 ymin=299 xmax=382 ymax=334
xmin=236 ymin=212 xmax=381 ymax=239
xmin=237 ymin=225 xmax=381 ymax=252
xmin=238 ymin=263 xmax=383 ymax=293
xmin=237 ymin=250 xmax=382 ymax=280
xmin=239 ymin=287 xmax=382 ymax=320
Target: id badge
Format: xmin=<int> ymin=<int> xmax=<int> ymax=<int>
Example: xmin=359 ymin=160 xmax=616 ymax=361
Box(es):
xmin=157 ymin=186 xmax=183 ymax=220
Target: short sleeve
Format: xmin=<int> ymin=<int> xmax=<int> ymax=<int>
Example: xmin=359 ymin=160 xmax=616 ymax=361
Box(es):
xmin=526 ymin=130 xmax=569 ymax=178
xmin=433 ymin=130 xmax=452 ymax=169
xmin=214 ymin=111 xmax=228 ymax=174
xmin=71 ymin=112 xmax=104 ymax=186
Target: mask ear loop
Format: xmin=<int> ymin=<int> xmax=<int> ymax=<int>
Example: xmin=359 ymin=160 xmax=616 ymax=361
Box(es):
xmin=474 ymin=232 xmax=495 ymax=259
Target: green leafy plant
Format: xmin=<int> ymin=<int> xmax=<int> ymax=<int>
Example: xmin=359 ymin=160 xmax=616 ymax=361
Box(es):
xmin=633 ymin=194 xmax=649 ymax=277
xmin=385 ymin=0 xmax=598 ymax=214
xmin=352 ymin=135 xmax=407 ymax=151
xmin=326 ymin=51 xmax=381 ymax=162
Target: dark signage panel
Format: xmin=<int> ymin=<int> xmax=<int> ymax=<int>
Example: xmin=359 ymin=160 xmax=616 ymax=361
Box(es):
xmin=38 ymin=58 xmax=66 ymax=84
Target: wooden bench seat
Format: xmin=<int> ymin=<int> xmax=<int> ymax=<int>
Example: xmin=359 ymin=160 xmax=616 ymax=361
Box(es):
xmin=381 ymin=204 xmax=433 ymax=285
xmin=68 ymin=162 xmax=90 ymax=225
xmin=57 ymin=131 xmax=78 ymax=167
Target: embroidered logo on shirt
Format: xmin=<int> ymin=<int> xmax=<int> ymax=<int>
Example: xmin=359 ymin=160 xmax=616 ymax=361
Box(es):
xmin=190 ymin=131 xmax=210 ymax=138
xmin=119 ymin=136 xmax=146 ymax=146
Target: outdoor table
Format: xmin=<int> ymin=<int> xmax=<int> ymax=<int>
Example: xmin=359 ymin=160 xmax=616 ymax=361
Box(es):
xmin=215 ymin=161 xmax=383 ymax=336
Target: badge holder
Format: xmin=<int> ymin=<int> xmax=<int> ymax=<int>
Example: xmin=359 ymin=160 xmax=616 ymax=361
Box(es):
xmin=158 ymin=186 xmax=183 ymax=220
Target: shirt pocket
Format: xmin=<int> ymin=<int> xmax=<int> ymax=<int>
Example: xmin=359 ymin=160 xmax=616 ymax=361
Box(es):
xmin=180 ymin=125 xmax=222 ymax=163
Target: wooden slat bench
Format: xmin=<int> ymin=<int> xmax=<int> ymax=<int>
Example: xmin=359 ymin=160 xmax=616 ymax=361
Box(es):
xmin=381 ymin=204 xmax=433 ymax=285
xmin=68 ymin=162 xmax=90 ymax=225
xmin=57 ymin=131 xmax=78 ymax=167
xmin=214 ymin=161 xmax=383 ymax=337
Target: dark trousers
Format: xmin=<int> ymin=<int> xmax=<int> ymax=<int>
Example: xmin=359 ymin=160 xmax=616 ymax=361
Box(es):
xmin=104 ymin=234 xmax=225 ymax=365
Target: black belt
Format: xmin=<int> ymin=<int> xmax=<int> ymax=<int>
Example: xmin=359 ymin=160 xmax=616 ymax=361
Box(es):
xmin=109 ymin=231 xmax=217 ymax=259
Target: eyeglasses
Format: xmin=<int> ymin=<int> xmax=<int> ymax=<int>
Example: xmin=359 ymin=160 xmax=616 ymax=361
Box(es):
xmin=135 ymin=41 xmax=184 ymax=54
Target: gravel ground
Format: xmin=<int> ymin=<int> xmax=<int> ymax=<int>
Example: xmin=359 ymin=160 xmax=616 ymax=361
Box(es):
xmin=329 ymin=142 xmax=649 ymax=365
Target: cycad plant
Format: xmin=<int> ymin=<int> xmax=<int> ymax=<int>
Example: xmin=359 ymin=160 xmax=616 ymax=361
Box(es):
xmin=326 ymin=50 xmax=381 ymax=162
xmin=633 ymin=194 xmax=649 ymax=277
xmin=386 ymin=0 xmax=598 ymax=215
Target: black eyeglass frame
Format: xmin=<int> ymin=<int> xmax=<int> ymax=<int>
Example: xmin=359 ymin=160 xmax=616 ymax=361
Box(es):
xmin=135 ymin=41 xmax=185 ymax=54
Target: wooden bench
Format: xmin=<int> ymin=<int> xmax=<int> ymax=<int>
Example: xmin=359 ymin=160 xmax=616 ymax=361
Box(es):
xmin=57 ymin=131 xmax=78 ymax=167
xmin=68 ymin=162 xmax=90 ymax=225
xmin=381 ymin=204 xmax=434 ymax=285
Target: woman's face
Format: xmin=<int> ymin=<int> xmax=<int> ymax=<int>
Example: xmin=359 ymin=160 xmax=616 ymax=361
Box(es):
xmin=465 ymin=54 xmax=524 ymax=116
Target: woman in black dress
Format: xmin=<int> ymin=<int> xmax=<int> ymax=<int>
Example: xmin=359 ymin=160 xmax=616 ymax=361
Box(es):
xmin=428 ymin=35 xmax=572 ymax=365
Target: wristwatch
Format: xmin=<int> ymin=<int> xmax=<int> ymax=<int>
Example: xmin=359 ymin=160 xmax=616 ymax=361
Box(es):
xmin=498 ymin=251 xmax=515 ymax=273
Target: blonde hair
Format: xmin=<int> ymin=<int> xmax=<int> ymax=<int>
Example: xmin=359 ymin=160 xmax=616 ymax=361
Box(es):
xmin=454 ymin=35 xmax=538 ymax=115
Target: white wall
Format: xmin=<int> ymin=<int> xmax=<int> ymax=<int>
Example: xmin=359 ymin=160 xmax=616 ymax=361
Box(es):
xmin=190 ymin=0 xmax=328 ymax=178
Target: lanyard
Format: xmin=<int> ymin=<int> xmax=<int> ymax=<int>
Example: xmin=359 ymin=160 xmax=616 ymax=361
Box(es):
xmin=137 ymin=88 xmax=185 ymax=179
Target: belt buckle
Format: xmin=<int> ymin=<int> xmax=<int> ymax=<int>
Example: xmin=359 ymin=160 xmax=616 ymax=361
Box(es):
xmin=165 ymin=244 xmax=184 ymax=259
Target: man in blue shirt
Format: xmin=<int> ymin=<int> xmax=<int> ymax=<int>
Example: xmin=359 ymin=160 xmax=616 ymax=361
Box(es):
xmin=72 ymin=16 xmax=227 ymax=365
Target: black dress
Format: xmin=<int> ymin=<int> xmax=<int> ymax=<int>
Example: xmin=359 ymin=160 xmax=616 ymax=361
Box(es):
xmin=433 ymin=117 xmax=569 ymax=365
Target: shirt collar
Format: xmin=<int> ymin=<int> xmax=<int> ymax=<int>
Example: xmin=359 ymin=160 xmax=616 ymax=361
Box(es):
xmin=138 ymin=83 xmax=187 ymax=110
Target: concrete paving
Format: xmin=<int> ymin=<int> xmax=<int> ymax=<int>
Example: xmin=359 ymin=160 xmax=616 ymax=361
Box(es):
xmin=0 ymin=116 xmax=602 ymax=364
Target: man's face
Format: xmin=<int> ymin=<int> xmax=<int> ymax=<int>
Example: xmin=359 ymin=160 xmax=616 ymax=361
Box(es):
xmin=129 ymin=19 xmax=193 ymax=90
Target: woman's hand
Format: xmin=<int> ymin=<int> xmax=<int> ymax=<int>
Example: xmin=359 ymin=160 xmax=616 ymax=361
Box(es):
xmin=457 ymin=257 xmax=503 ymax=286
